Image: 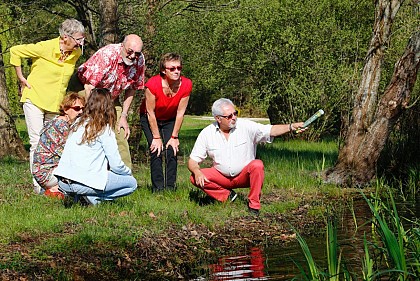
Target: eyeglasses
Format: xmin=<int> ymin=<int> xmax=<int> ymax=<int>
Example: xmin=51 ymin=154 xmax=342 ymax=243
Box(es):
xmin=124 ymin=46 xmax=142 ymax=58
xmin=165 ymin=66 xmax=183 ymax=72
xmin=70 ymin=106 xmax=84 ymax=111
xmin=68 ymin=34 xmax=85 ymax=46
xmin=219 ymin=110 xmax=238 ymax=120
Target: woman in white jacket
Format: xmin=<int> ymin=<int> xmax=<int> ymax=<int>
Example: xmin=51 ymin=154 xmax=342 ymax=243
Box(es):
xmin=54 ymin=88 xmax=137 ymax=205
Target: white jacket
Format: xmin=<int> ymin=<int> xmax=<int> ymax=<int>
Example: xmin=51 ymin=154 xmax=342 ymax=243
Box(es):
xmin=54 ymin=123 xmax=131 ymax=190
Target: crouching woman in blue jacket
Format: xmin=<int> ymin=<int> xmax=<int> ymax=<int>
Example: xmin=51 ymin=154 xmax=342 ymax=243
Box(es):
xmin=54 ymin=88 xmax=137 ymax=205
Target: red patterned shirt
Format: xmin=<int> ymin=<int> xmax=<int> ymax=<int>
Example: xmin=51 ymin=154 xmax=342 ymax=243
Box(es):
xmin=77 ymin=43 xmax=145 ymax=99
xmin=32 ymin=117 xmax=69 ymax=187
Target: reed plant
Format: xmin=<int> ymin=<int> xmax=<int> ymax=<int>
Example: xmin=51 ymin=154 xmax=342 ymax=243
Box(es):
xmin=294 ymin=182 xmax=419 ymax=281
xmin=362 ymin=188 xmax=414 ymax=280
xmin=293 ymin=229 xmax=321 ymax=281
xmin=292 ymin=218 xmax=352 ymax=281
xmin=326 ymin=220 xmax=342 ymax=281
xmin=362 ymin=233 xmax=374 ymax=281
xmin=406 ymin=167 xmax=419 ymax=199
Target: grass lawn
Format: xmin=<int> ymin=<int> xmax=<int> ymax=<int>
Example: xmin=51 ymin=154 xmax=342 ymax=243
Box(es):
xmin=0 ymin=115 xmax=352 ymax=279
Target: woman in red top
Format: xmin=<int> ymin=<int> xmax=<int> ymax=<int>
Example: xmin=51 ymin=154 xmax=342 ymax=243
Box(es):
xmin=140 ymin=53 xmax=193 ymax=192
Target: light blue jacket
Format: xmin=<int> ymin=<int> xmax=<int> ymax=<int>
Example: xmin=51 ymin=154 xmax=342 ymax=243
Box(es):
xmin=54 ymin=123 xmax=131 ymax=190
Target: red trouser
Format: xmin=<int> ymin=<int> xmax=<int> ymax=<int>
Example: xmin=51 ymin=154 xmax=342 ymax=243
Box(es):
xmin=190 ymin=159 xmax=264 ymax=209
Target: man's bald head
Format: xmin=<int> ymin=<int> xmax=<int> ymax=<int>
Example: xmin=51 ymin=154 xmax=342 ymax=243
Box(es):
xmin=121 ymin=34 xmax=143 ymax=66
xmin=123 ymin=34 xmax=143 ymax=53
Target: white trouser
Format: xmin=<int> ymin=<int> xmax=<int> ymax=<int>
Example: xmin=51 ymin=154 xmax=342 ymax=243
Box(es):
xmin=23 ymin=100 xmax=56 ymax=193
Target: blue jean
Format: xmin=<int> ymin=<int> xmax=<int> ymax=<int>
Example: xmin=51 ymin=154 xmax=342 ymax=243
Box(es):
xmin=58 ymin=171 xmax=137 ymax=205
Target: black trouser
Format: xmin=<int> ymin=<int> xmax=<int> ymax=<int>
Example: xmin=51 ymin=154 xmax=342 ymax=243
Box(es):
xmin=66 ymin=71 xmax=85 ymax=92
xmin=140 ymin=115 xmax=177 ymax=192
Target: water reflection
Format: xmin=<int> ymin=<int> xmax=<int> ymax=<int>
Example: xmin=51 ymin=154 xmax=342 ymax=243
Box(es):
xmin=198 ymin=247 xmax=268 ymax=280
xmin=193 ymin=242 xmax=319 ymax=280
xmin=194 ymin=197 xmax=419 ymax=280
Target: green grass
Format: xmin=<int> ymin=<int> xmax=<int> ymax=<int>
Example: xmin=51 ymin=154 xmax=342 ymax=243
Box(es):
xmin=3 ymin=115 xmax=341 ymax=236
xmin=1 ymin=115 xmax=347 ymax=277
xmin=7 ymin=115 xmax=418 ymax=280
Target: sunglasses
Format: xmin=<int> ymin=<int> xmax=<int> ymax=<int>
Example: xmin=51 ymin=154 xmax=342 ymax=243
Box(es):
xmin=124 ymin=46 xmax=142 ymax=58
xmin=165 ymin=66 xmax=183 ymax=72
xmin=70 ymin=106 xmax=84 ymax=111
xmin=219 ymin=110 xmax=238 ymax=120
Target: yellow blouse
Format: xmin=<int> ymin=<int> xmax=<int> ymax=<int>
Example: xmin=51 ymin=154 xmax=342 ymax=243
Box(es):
xmin=10 ymin=37 xmax=81 ymax=112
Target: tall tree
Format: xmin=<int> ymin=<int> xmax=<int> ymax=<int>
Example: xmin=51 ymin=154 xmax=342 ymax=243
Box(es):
xmin=0 ymin=40 xmax=27 ymax=160
xmin=98 ymin=0 xmax=118 ymax=46
xmin=325 ymin=0 xmax=420 ymax=186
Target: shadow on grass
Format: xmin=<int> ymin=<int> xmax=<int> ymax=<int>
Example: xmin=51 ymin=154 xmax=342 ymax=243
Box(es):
xmin=189 ymin=187 xmax=250 ymax=208
xmin=189 ymin=189 xmax=216 ymax=206
xmin=257 ymin=144 xmax=337 ymax=163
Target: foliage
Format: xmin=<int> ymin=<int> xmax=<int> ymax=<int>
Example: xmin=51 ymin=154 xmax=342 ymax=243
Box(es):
xmin=362 ymin=189 xmax=411 ymax=280
xmin=0 ymin=4 xmax=22 ymax=115
xmin=2 ymin=0 xmax=418 ymax=126
xmin=293 ymin=216 xmax=353 ymax=281
xmin=293 ymin=229 xmax=322 ymax=280
xmin=167 ymin=0 xmax=375 ymax=136
xmin=362 ymin=233 xmax=374 ymax=281
xmin=379 ymin=98 xmax=420 ymax=179
xmin=326 ymin=219 xmax=342 ymax=280
xmin=1 ymin=0 xmax=418 ymax=171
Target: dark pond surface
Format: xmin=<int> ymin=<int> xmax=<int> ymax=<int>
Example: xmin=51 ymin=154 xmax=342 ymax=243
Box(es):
xmin=192 ymin=196 xmax=419 ymax=280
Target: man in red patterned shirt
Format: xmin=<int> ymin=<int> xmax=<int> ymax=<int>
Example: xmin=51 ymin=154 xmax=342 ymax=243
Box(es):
xmin=77 ymin=34 xmax=145 ymax=169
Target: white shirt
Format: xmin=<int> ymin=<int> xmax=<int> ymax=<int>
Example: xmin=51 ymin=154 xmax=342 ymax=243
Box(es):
xmin=189 ymin=119 xmax=273 ymax=177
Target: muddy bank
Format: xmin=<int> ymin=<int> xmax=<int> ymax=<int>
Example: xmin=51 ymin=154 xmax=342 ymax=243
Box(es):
xmin=0 ymin=198 xmax=329 ymax=281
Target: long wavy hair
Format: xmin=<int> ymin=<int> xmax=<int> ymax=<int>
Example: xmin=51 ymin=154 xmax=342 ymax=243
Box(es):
xmin=73 ymin=88 xmax=116 ymax=144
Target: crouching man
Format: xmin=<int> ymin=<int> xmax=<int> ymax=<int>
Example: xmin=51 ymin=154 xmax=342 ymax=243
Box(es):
xmin=188 ymin=98 xmax=305 ymax=215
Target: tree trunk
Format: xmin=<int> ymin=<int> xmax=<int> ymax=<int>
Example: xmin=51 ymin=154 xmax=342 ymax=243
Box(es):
xmin=144 ymin=0 xmax=160 ymax=75
xmin=99 ymin=0 xmax=119 ymax=46
xmin=68 ymin=0 xmax=98 ymax=55
xmin=129 ymin=0 xmax=160 ymax=164
xmin=0 ymin=41 xmax=27 ymax=160
xmin=325 ymin=1 xmax=420 ymax=186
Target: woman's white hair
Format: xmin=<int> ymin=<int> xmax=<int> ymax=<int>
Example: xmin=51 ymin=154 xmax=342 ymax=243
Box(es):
xmin=59 ymin=19 xmax=85 ymax=37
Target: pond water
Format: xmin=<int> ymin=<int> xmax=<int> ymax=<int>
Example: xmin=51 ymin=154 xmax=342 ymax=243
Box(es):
xmin=192 ymin=196 xmax=419 ymax=280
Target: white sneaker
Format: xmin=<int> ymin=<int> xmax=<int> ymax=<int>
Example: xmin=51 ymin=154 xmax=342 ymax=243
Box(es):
xmin=228 ymin=190 xmax=237 ymax=202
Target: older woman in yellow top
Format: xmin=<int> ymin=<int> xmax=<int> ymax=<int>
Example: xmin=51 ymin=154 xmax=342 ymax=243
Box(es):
xmin=10 ymin=18 xmax=85 ymax=194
